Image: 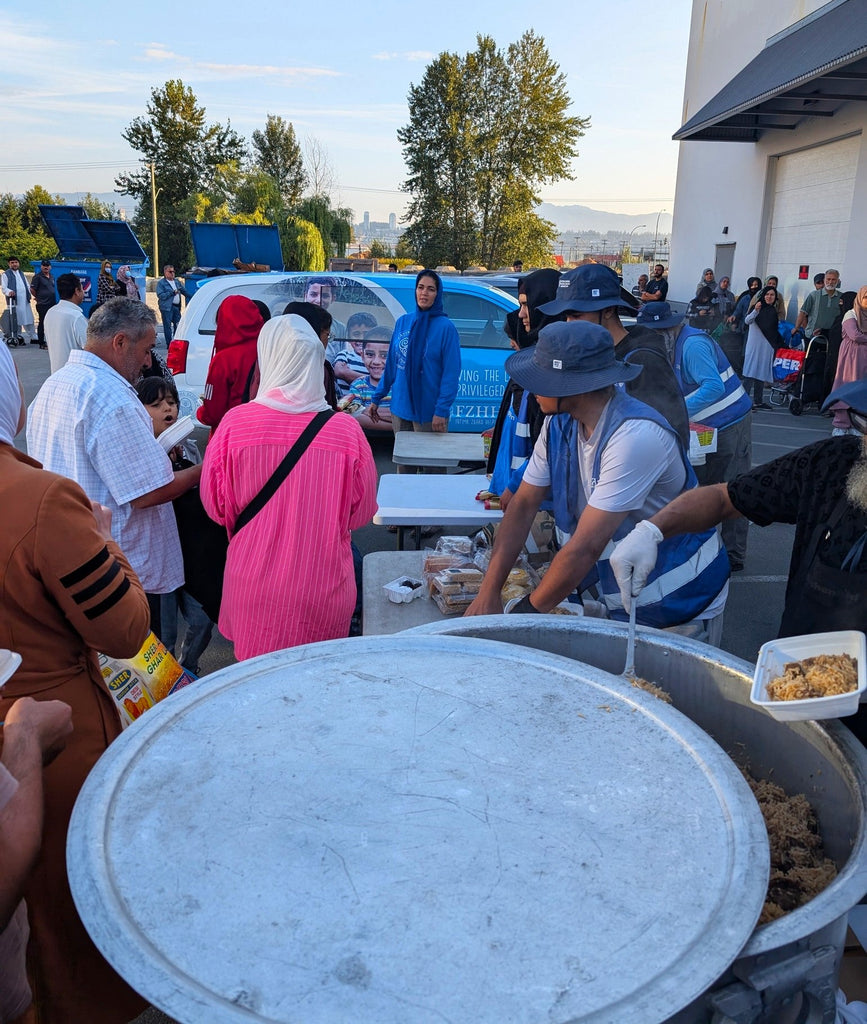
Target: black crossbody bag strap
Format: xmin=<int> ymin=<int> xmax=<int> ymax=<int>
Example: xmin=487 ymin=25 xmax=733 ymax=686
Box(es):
xmin=232 ymin=410 xmax=335 ymax=535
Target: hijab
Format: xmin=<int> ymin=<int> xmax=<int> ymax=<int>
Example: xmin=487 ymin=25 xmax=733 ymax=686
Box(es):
xmin=214 ymin=295 xmax=264 ymax=353
xmin=736 ymin=277 xmax=762 ymax=305
xmin=851 ymin=288 xmax=867 ymax=333
xmin=755 ymin=287 xmax=779 ymax=345
xmin=696 ymin=268 xmax=716 ymax=294
xmin=0 ymin=342 xmax=22 ymax=445
xmin=404 ymin=270 xmax=447 ymax=417
xmin=116 ymin=265 xmax=138 ymax=299
xmin=253 ymin=315 xmax=330 ymax=414
xmin=516 ymin=269 xmax=562 ymax=347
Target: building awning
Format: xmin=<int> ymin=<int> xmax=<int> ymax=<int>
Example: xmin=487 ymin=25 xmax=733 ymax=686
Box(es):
xmin=674 ymin=0 xmax=867 ymax=142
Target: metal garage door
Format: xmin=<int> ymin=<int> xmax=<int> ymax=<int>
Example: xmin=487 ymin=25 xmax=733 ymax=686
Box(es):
xmin=764 ymin=134 xmax=860 ymax=315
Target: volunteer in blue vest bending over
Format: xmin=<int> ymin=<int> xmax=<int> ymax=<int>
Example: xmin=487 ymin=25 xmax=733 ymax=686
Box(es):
xmin=637 ymin=301 xmax=753 ymax=572
xmin=465 ymin=321 xmax=730 ymax=643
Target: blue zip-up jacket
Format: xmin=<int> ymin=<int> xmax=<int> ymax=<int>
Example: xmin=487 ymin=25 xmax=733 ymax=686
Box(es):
xmin=372 ymin=312 xmax=461 ymax=423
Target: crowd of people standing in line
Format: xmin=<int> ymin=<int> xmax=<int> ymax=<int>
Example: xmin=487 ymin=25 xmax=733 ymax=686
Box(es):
xmin=1 ymin=249 xmax=866 ymax=1022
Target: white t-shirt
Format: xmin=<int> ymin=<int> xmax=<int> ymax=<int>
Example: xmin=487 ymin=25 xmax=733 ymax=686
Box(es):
xmin=523 ymin=399 xmax=727 ymax=621
xmin=523 ymin=400 xmax=687 ymax=520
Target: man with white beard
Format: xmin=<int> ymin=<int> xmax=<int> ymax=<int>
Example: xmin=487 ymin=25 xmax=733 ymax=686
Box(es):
xmin=610 ymin=379 xmax=867 ymax=742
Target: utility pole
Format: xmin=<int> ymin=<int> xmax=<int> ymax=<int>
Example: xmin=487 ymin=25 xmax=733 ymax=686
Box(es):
xmin=150 ymin=162 xmax=159 ymax=278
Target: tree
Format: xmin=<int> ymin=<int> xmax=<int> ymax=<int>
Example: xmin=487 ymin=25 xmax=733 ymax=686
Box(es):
xmin=399 ymin=32 xmax=589 ymax=269
xmin=78 ymin=193 xmax=121 ymax=220
xmin=303 ymin=136 xmax=335 ymax=199
xmin=20 ymin=185 xmax=64 ymax=233
xmin=368 ymin=238 xmax=391 ymax=260
xmin=295 ymin=196 xmax=353 ymax=261
xmin=117 ymin=80 xmax=246 ymax=269
xmin=251 ymin=115 xmax=307 ymax=207
xmin=283 ymin=216 xmax=325 ymax=271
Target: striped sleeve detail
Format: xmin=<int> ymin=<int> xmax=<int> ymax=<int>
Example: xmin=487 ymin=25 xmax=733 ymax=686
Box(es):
xmin=83 ymin=576 xmax=132 ymax=620
xmin=69 ymin=560 xmax=121 ymax=605
xmin=60 ymin=545 xmax=134 ymax=622
xmin=59 ymin=546 xmax=110 ymax=587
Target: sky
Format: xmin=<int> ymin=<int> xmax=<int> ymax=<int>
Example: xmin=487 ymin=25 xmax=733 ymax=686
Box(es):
xmin=1 ymin=0 xmax=693 ymax=226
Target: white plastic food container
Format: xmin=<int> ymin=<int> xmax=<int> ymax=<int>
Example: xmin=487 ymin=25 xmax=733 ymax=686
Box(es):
xmin=383 ymin=577 xmax=425 ymax=604
xmin=750 ymin=630 xmax=866 ymax=721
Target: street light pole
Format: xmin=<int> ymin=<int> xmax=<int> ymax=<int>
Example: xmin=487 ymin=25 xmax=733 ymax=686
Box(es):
xmin=653 ymin=209 xmax=667 ymax=265
xmin=623 ymin=224 xmax=646 ymax=262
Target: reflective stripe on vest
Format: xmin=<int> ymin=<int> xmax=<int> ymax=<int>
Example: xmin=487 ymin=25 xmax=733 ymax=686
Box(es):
xmin=586 ymin=392 xmax=730 ymax=628
xmin=673 ymin=325 xmax=751 ymax=429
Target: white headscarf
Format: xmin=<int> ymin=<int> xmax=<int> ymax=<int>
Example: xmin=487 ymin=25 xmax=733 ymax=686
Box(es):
xmin=253 ymin=314 xmax=331 ymax=414
xmin=0 ymin=341 xmax=22 ymax=445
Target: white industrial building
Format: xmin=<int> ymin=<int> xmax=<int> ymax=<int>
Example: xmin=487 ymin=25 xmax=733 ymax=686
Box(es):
xmin=669 ymin=0 xmax=867 ymax=316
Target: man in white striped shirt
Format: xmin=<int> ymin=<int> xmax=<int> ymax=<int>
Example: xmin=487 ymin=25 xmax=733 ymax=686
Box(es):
xmin=27 ymin=298 xmax=202 ymax=636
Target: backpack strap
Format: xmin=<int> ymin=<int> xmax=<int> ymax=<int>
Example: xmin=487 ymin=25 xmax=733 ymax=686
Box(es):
xmin=232 ymin=410 xmax=335 ymax=535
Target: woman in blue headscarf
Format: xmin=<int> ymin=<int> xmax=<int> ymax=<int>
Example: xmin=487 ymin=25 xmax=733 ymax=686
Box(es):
xmin=369 ymin=270 xmax=461 ymax=447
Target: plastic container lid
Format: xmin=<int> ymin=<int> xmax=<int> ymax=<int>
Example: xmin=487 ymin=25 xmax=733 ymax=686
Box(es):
xmin=156 ymin=416 xmax=195 ymax=453
xmin=68 ymin=635 xmax=769 ymax=1024
xmin=0 ymin=650 xmax=22 ymax=687
xmin=751 ymin=630 xmax=866 ymax=721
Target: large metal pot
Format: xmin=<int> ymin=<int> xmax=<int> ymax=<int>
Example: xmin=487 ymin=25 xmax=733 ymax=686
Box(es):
xmin=404 ymin=617 xmax=867 ymax=1023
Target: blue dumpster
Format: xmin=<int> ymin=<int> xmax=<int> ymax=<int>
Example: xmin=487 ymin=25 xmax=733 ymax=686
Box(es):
xmin=185 ymin=222 xmax=284 ymax=295
xmin=35 ymin=205 xmax=149 ymax=316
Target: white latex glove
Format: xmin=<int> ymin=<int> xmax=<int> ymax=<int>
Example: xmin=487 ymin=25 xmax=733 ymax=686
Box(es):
xmin=610 ymin=520 xmax=664 ymax=612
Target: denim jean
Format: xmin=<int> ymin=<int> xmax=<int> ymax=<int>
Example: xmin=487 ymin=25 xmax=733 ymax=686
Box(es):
xmin=160 ymin=589 xmax=214 ymax=676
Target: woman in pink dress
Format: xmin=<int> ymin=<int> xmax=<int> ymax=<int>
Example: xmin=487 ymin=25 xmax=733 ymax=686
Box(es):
xmin=830 ymin=286 xmax=867 ymax=436
xmin=201 ymin=314 xmax=378 ymax=659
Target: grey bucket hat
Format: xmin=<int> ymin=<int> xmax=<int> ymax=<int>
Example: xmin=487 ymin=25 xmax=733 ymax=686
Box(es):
xmin=505 ymin=320 xmax=642 ymax=398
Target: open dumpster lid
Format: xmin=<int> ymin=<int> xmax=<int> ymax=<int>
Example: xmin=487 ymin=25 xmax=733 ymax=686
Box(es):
xmin=39 ymin=205 xmax=147 ymax=263
xmin=188 ymin=221 xmax=284 ymax=272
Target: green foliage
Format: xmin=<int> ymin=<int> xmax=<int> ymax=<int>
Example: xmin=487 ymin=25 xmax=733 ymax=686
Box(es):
xmin=0 ymin=189 xmax=60 ymax=268
xmin=117 ymin=79 xmax=247 ymax=268
xmin=295 ymin=196 xmax=353 ymax=261
xmin=368 ymin=238 xmax=391 ymax=259
xmin=20 ymin=185 xmax=65 ymax=233
xmin=78 ymin=193 xmax=121 ymax=220
xmin=283 ymin=217 xmax=325 ymax=271
xmin=251 ymin=115 xmax=307 ymax=207
xmin=399 ymin=31 xmax=588 ymax=269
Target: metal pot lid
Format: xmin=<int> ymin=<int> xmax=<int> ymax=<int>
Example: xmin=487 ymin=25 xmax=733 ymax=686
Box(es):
xmin=69 ymin=635 xmax=769 ymax=1024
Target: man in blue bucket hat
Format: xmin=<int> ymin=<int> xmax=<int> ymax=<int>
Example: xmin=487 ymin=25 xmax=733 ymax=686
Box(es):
xmin=465 ymin=320 xmax=730 ymax=642
xmin=537 ymin=264 xmax=689 ymax=447
xmin=611 ymin=379 xmax=867 ymax=740
xmin=635 ymin=300 xmax=752 ymax=572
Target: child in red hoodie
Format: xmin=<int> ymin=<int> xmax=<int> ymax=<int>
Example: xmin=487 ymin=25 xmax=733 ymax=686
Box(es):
xmin=196 ymin=294 xmax=264 ymax=429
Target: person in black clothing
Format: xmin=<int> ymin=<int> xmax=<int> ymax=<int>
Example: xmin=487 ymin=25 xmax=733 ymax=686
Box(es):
xmin=486 ymin=269 xmax=560 ymax=509
xmin=538 ymin=264 xmax=689 ymax=447
xmin=29 ymin=260 xmax=56 ymax=349
xmin=611 ymin=378 xmax=867 ymax=744
xmin=640 ymin=264 xmax=668 ymax=302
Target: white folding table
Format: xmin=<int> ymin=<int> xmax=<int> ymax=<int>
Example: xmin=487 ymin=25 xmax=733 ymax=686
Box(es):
xmin=373 ymin=473 xmax=501 ymax=549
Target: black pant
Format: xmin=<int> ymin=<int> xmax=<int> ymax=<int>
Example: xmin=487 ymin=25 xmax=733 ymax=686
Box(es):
xmin=36 ymin=302 xmax=54 ymax=346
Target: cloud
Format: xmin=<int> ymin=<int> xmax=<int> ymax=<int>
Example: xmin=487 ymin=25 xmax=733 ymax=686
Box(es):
xmin=372 ymin=50 xmax=433 ymax=62
xmin=141 ymin=43 xmax=340 ymax=82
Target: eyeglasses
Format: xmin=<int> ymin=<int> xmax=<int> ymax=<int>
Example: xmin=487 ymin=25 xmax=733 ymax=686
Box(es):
xmin=848 ymin=409 xmax=867 ymax=435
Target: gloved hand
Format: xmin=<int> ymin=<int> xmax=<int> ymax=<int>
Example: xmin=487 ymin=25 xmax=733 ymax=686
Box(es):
xmin=610 ymin=520 xmax=664 ymax=612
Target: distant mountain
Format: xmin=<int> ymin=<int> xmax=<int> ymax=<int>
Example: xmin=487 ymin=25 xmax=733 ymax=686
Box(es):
xmin=538 ymin=203 xmax=673 ymax=235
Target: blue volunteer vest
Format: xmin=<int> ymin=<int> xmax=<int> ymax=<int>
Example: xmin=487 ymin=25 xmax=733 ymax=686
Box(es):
xmin=547 ymin=391 xmax=730 ymax=627
xmin=673 ymin=325 xmax=751 ymax=429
